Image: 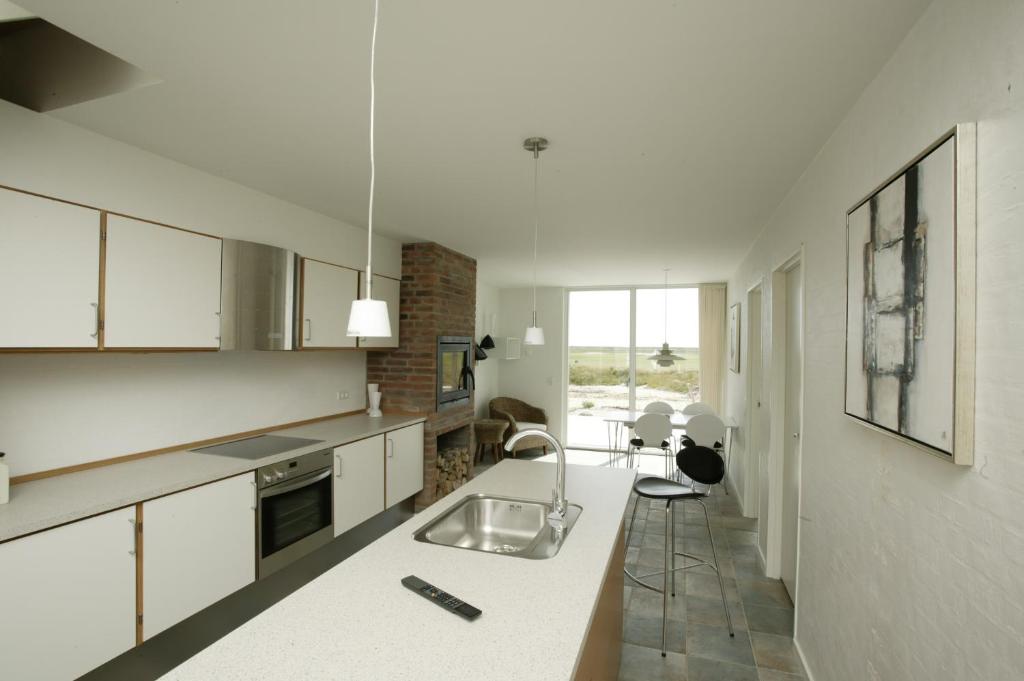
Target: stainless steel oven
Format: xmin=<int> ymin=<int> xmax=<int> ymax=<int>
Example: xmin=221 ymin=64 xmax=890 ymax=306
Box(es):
xmin=256 ymin=448 xmax=334 ymax=578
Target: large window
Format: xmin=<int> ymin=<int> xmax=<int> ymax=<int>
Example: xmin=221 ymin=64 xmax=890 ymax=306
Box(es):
xmin=567 ymin=287 xmax=700 ymax=449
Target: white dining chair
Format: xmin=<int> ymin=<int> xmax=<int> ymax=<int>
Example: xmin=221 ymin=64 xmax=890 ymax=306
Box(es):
xmin=682 ymin=413 xmax=728 ymax=492
xmin=643 ymin=401 xmax=675 ymax=415
xmin=630 ymin=413 xmax=674 ymax=477
xmin=681 ymin=402 xmax=716 ymax=416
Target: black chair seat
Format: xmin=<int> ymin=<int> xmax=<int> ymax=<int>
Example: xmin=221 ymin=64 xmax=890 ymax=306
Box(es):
xmin=631 ymin=437 xmax=670 ymax=448
xmin=633 ymin=476 xmax=701 ymax=500
xmin=680 ymin=436 xmax=722 ymax=449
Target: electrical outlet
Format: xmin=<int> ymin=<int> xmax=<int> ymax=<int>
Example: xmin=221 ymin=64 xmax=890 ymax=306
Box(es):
xmin=336 ymin=391 xmax=350 ymax=400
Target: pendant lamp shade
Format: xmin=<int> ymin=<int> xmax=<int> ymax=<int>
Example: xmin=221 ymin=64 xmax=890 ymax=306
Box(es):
xmin=524 ymin=325 xmax=545 ymax=346
xmin=347 ymin=298 xmax=391 ymax=337
xmin=649 ymin=342 xmax=683 ymax=367
xmin=479 ymin=334 xmax=496 ymax=350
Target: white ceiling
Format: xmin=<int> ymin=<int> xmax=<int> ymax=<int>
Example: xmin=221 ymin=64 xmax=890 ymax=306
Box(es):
xmin=21 ymin=0 xmax=930 ymax=287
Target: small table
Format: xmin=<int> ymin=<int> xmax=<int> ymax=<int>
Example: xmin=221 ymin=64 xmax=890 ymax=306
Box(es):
xmin=473 ymin=418 xmax=509 ymax=465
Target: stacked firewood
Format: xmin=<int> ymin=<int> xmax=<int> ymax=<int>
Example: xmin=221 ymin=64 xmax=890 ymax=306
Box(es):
xmin=435 ymin=446 xmax=472 ymax=498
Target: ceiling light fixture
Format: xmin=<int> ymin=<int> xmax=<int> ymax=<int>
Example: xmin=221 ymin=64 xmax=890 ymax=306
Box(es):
xmin=347 ymin=0 xmax=392 ymax=338
xmin=649 ymin=269 xmax=683 ymax=367
xmin=523 ymin=136 xmax=548 ymax=346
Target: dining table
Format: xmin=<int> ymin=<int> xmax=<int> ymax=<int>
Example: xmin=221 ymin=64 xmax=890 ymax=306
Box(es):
xmin=602 ymin=411 xmax=739 ymax=484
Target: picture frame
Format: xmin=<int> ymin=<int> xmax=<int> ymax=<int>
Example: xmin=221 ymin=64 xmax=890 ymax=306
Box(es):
xmin=729 ymin=302 xmax=741 ymax=373
xmin=504 ymin=337 xmax=521 ymax=360
xmin=843 ymin=124 xmax=976 ymax=465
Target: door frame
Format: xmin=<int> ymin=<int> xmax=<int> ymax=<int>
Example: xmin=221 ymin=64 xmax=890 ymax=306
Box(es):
xmin=764 ymin=247 xmax=805 ymax=597
xmin=742 ymin=281 xmax=763 ymax=519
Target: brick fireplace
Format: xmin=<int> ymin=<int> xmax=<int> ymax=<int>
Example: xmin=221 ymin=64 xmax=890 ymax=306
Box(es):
xmin=366 ymin=242 xmax=477 ymax=508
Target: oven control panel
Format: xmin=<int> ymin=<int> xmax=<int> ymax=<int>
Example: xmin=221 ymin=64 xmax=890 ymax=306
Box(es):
xmin=256 ymin=449 xmax=332 ymax=490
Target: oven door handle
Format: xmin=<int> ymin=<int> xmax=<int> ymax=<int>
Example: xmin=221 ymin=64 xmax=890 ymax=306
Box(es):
xmin=260 ymin=467 xmax=332 ymax=499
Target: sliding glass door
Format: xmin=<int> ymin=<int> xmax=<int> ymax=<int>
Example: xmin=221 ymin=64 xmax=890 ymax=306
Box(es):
xmin=566 ymin=287 xmax=700 ymax=450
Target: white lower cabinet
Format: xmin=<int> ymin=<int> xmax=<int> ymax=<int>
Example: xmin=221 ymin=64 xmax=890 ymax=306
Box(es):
xmin=386 ymin=422 xmax=425 ymax=508
xmin=0 ymin=507 xmax=137 ymax=681
xmin=141 ymin=473 xmax=256 ymax=639
xmin=333 ymin=435 xmax=385 ymax=536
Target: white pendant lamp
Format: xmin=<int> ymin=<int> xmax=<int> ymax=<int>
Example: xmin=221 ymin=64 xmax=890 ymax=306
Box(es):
xmin=523 ymin=136 xmax=548 ymax=346
xmin=347 ymin=0 xmax=392 ymax=338
xmin=649 ymin=269 xmax=683 ymax=367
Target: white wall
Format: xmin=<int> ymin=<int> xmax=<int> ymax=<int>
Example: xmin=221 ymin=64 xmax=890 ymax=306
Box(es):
xmin=724 ymin=1 xmax=1024 ymax=679
xmin=473 ymin=279 xmax=500 ymax=418
xmin=495 ymin=287 xmax=566 ymax=441
xmin=0 ymin=100 xmax=402 ymax=478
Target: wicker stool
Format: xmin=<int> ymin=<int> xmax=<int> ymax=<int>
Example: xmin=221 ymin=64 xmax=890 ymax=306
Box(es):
xmin=473 ymin=419 xmax=509 ymax=465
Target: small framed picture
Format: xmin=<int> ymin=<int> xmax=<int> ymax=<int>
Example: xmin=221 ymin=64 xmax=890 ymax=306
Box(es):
xmin=729 ymin=303 xmax=741 ymax=373
xmin=505 ymin=337 xmax=521 ymax=360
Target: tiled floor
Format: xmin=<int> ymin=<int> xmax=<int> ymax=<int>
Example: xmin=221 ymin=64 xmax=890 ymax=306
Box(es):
xmin=618 ymin=454 xmax=806 ymax=681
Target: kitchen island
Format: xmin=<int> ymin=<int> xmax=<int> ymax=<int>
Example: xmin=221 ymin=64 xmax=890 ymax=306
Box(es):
xmin=159 ymin=459 xmax=636 ymax=681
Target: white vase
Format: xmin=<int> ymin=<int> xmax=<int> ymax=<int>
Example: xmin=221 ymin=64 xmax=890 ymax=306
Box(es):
xmin=368 ymin=391 xmax=383 ymax=418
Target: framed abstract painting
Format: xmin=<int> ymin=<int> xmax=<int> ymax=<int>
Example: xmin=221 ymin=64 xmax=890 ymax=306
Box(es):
xmin=844 ymin=124 xmax=976 ymax=465
xmin=729 ymin=302 xmax=741 ymax=373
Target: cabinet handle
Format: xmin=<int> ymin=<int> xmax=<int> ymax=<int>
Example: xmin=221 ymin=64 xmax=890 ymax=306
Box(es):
xmin=387 ymin=438 xmax=394 ymax=458
xmin=128 ymin=518 xmax=137 ymax=556
xmin=251 ymin=480 xmax=258 ymax=511
xmin=304 ymin=318 xmax=312 ymax=341
xmin=90 ymin=302 xmax=100 ymax=339
xmin=335 ymin=453 xmax=343 ymax=478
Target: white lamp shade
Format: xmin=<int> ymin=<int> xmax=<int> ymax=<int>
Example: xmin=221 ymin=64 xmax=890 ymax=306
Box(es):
xmin=347 ymin=298 xmax=392 ymax=337
xmin=524 ymin=325 xmax=545 ymax=346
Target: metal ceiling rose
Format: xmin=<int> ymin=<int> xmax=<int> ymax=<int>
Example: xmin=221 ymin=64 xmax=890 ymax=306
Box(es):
xmin=523 ymin=136 xmax=549 ymax=157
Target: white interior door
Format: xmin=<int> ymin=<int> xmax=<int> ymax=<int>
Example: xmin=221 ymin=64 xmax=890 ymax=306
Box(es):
xmin=142 ymin=473 xmax=256 ymax=639
xmin=300 ymin=258 xmax=358 ymax=348
xmin=0 ymin=507 xmax=137 ymax=681
xmin=0 ymin=188 xmax=101 ymax=348
xmin=333 ymin=435 xmax=385 ymax=536
xmin=386 ymin=423 xmax=424 ymax=507
xmin=356 ymin=273 xmax=400 ymax=348
xmin=781 ymin=263 xmax=803 ymax=598
xmin=745 ymin=286 xmax=762 ymax=521
xmin=104 ymin=215 xmax=222 ymax=348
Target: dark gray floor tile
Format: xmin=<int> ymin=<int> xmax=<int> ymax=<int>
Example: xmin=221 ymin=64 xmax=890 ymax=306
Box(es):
xmin=685 ymin=572 xmax=741 ymax=604
xmin=617 ymin=642 xmax=686 ymax=681
xmin=726 ymin=529 xmax=758 ymax=546
xmin=684 ymin=594 xmax=746 ymax=629
xmin=685 ymin=622 xmax=755 ymax=666
xmin=744 ymin=604 xmax=794 ymax=636
xmin=750 ymin=632 xmax=805 ymax=675
xmin=757 ymin=669 xmax=805 ymax=680
xmin=624 ymin=614 xmax=686 ymax=653
xmin=737 ymin=578 xmax=793 ymax=608
xmin=628 ymin=584 xmax=687 ymax=620
xmin=687 ymin=655 xmax=759 ymax=681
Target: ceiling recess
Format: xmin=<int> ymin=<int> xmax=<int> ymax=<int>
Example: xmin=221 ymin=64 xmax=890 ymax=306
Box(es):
xmin=0 ymin=17 xmax=159 ymax=112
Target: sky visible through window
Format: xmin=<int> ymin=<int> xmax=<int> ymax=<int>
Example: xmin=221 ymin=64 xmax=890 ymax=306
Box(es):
xmin=568 ymin=288 xmax=699 ymax=348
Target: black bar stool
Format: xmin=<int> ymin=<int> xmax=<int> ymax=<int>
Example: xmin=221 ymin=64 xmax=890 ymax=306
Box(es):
xmin=623 ymin=445 xmax=734 ymax=656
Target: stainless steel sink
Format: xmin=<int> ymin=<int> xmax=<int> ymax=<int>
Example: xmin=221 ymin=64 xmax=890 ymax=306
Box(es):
xmin=413 ymin=493 xmax=583 ymax=560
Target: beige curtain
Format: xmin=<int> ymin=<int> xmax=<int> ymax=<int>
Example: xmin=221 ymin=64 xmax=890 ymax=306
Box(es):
xmin=698 ymin=284 xmax=727 ymax=413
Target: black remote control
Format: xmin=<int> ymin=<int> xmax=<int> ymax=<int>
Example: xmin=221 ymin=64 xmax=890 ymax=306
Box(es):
xmin=401 ymin=575 xmax=482 ymax=621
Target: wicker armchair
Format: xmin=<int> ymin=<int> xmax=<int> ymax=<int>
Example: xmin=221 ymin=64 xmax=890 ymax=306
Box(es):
xmin=489 ymin=397 xmax=549 ymax=457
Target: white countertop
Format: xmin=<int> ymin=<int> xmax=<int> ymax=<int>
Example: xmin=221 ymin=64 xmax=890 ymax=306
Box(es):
xmin=159 ymin=459 xmax=636 ymax=681
xmin=0 ymin=413 xmax=425 ymax=542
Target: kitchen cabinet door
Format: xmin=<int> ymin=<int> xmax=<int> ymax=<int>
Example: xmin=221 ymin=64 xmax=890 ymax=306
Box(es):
xmin=385 ymin=422 xmax=424 ymax=508
xmin=0 ymin=187 xmax=101 ymax=348
xmin=142 ymin=473 xmax=256 ymax=639
xmin=356 ymin=273 xmax=400 ymax=348
xmin=299 ymin=258 xmax=358 ymax=348
xmin=333 ymin=435 xmax=385 ymax=536
xmin=0 ymin=506 xmax=137 ymax=681
xmin=104 ymin=215 xmax=222 ymax=348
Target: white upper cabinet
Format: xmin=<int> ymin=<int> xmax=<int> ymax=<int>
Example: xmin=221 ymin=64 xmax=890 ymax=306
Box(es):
xmin=142 ymin=473 xmax=256 ymax=639
xmin=356 ymin=273 xmax=400 ymax=349
xmin=0 ymin=188 xmax=101 ymax=348
xmin=0 ymin=506 xmax=137 ymax=681
xmin=333 ymin=435 xmax=385 ymax=536
xmin=386 ymin=422 xmax=425 ymax=508
xmin=104 ymin=215 xmax=222 ymax=348
xmin=299 ymin=258 xmax=358 ymax=349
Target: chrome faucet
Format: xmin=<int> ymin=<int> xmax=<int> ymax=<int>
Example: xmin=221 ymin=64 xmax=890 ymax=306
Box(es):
xmin=505 ymin=429 xmax=567 ymax=526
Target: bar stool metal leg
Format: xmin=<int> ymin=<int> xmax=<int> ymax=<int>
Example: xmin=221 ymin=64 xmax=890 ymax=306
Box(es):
xmin=624 ymin=494 xmax=641 ymax=549
xmin=662 ymin=500 xmax=671 ymax=657
xmin=670 ymin=501 xmax=677 ymax=598
xmin=698 ymin=498 xmax=734 ymax=636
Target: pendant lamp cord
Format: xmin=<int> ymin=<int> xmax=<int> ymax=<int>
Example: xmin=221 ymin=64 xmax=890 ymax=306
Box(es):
xmin=664 ymin=269 xmax=669 ymax=341
xmin=365 ymin=0 xmax=380 ymax=300
xmin=531 ymin=147 xmax=540 ymax=323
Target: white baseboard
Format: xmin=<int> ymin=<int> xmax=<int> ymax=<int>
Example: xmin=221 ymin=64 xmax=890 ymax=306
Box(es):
xmin=794 ymin=636 xmax=816 ymax=681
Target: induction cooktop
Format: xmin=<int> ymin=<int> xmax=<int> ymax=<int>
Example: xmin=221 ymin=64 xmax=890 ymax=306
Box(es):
xmin=192 ymin=434 xmax=325 ymax=460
